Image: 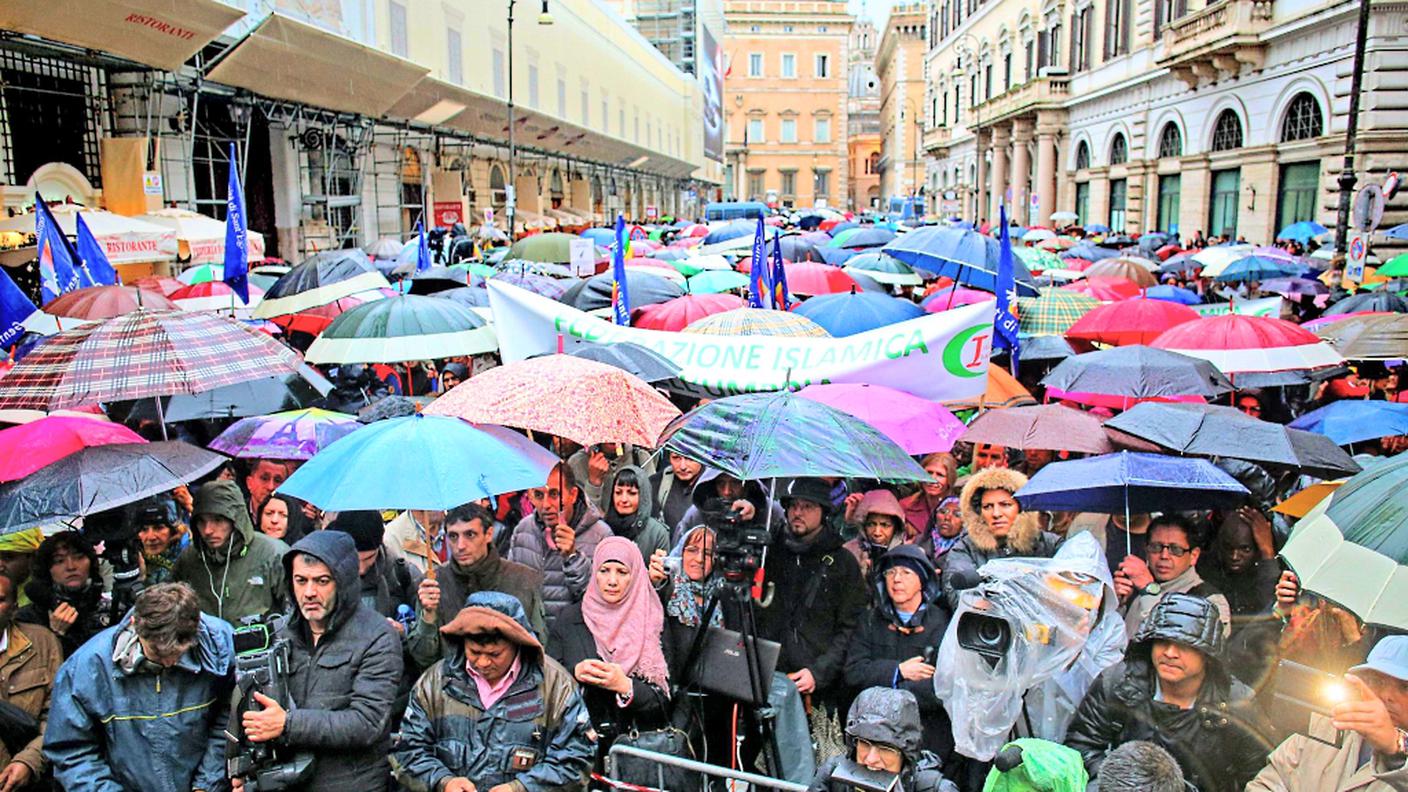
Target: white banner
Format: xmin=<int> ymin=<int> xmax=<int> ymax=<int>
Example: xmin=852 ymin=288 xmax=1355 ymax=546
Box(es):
xmin=1192 ymin=296 xmax=1283 ymax=318
xmin=487 ymin=281 xmax=996 ymax=401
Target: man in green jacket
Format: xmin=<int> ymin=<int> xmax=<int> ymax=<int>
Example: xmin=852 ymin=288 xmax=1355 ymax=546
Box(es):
xmin=173 ymin=480 xmax=288 ymax=625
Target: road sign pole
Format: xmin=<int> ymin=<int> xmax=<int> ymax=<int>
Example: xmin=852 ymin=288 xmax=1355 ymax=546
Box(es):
xmin=1334 ymin=0 xmax=1373 ymax=259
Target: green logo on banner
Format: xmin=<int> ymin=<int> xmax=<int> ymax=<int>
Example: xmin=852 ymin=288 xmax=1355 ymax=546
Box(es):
xmin=943 ymin=323 xmax=992 ymax=378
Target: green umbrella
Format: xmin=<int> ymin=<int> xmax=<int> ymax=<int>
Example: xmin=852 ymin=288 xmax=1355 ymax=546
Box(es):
xmin=842 ymin=252 xmax=922 ymax=286
xmin=1014 ymin=247 xmax=1063 ymax=271
xmin=1378 ymin=252 xmax=1408 ymax=278
xmin=686 ymin=270 xmax=749 ymax=294
xmin=1280 ymin=452 xmax=1408 ymax=630
xmin=304 ymin=294 xmax=496 ymax=365
xmin=506 ymin=232 xmax=599 ymax=264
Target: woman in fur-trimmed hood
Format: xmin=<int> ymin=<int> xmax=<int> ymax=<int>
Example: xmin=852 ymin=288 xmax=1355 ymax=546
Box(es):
xmin=939 ymin=467 xmax=1062 ymax=609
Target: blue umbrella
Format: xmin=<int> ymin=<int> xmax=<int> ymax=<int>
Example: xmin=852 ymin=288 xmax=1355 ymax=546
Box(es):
xmin=580 ymin=227 xmax=617 ymax=247
xmin=792 ymin=291 xmax=925 ymax=336
xmin=1158 ymin=254 xmax=1201 ymax=275
xmin=1289 ymin=400 xmax=1408 ymax=446
xmin=829 ymin=228 xmax=897 ymax=249
xmin=882 ymin=226 xmax=1041 ymax=296
xmin=1063 ymin=244 xmax=1119 ymax=262
xmin=278 ymin=414 xmax=558 ymax=510
xmin=1277 ymin=220 xmax=1328 ymax=242
xmin=703 ymin=220 xmax=758 ymax=245
xmin=1386 ymin=223 xmax=1408 ymax=241
xmin=1213 ymin=255 xmax=1303 ymax=283
xmin=816 ymin=247 xmax=860 ymax=266
xmin=1143 ymin=284 xmax=1201 ymax=305
xmin=828 ymin=221 xmax=859 ymax=237
xmin=1084 ymin=223 xmax=1111 ymax=234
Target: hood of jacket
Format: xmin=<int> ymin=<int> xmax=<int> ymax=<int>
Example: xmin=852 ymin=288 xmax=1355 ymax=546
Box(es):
xmin=602 ymin=464 xmax=657 ymax=538
xmin=441 ymin=590 xmax=543 ymax=667
xmin=283 ymin=530 xmax=362 ymax=635
xmin=845 ymin=687 xmax=924 ymax=760
xmin=1129 ymin=591 xmax=1229 ymax=680
xmin=111 ymin=609 xmax=235 ymax=678
xmin=192 ymin=480 xmax=254 ymax=560
xmin=959 ymin=467 xmax=1042 ymax=555
xmin=690 ymin=467 xmax=768 ymax=512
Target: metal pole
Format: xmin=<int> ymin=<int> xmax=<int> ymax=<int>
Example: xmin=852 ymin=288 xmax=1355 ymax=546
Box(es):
xmin=1333 ymin=0 xmax=1372 ymax=256
xmin=506 ymin=0 xmax=517 ymax=242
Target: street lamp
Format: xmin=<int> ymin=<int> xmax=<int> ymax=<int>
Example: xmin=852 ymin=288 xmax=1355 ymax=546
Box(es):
xmin=506 ymin=0 xmax=553 ymax=240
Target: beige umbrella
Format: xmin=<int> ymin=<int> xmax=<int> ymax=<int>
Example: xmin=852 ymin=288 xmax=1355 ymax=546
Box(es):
xmin=136 ymin=208 xmax=266 ymax=265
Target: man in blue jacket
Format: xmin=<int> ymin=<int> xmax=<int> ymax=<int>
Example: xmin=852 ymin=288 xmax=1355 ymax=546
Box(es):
xmin=44 ymin=582 xmax=235 ymax=792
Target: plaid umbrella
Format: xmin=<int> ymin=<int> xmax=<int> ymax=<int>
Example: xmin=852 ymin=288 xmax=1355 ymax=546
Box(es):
xmin=45 ymin=285 xmax=179 ymax=320
xmin=684 ymin=308 xmax=830 ymax=338
xmin=209 ymin=407 xmax=359 ymax=460
xmin=0 ymin=310 xmax=301 ymax=411
xmin=1016 ymin=291 xmax=1098 ymax=336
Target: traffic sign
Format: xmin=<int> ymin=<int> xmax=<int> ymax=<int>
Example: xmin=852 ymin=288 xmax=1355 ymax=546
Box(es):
xmin=1352 ymin=185 xmax=1385 ymax=232
xmin=1346 ymin=231 xmax=1368 ymax=282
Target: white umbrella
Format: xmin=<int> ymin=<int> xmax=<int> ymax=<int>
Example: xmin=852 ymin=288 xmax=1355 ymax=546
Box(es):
xmin=1050 ymin=211 xmax=1080 ymax=223
xmin=1023 ymin=229 xmax=1057 ymax=242
xmin=136 ymin=208 xmax=265 ymax=265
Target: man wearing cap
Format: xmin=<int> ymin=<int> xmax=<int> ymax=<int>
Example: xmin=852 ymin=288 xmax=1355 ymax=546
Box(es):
xmin=1248 ymin=634 xmax=1408 ymax=791
xmin=391 ymin=590 xmax=594 ymax=792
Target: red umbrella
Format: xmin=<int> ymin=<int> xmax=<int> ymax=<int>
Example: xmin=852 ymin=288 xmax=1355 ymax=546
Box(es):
xmin=781 ymin=261 xmax=859 ymax=296
xmin=683 ymin=224 xmax=709 ymax=238
xmin=820 ymin=218 xmax=842 ymax=232
xmin=0 ymin=416 xmax=146 ymax=482
xmin=632 ymin=293 xmax=745 ymax=331
xmin=1066 ymin=297 xmax=1200 ymax=346
xmin=922 ymin=286 xmax=994 ymax=313
xmin=1155 ymin=244 xmax=1183 ymax=261
xmin=1063 ymin=258 xmax=1094 ymax=271
xmin=44 ymin=285 xmax=178 ymax=320
xmin=1063 ymin=276 xmax=1143 ymax=302
xmin=132 ymin=276 xmax=187 ymax=297
xmin=1151 ymin=314 xmax=1345 ymax=374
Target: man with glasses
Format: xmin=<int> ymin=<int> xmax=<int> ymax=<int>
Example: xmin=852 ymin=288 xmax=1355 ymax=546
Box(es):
xmin=1114 ymin=514 xmax=1230 ymax=640
xmin=507 ymin=463 xmax=612 ymax=629
xmin=805 ymin=687 xmax=956 ymax=792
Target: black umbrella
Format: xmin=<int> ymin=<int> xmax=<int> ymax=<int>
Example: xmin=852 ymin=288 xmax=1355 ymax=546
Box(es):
xmin=1158 ymin=254 xmax=1201 ymax=275
xmin=432 ymin=286 xmax=491 ymax=308
xmin=408 ymin=266 xmax=471 ymax=296
xmin=845 ymin=270 xmax=890 ymax=294
xmin=569 ymin=343 xmax=682 ymax=383
xmin=561 ymin=271 xmax=684 ymax=311
xmin=0 ymin=442 xmax=226 ymax=532
xmin=1323 ymin=292 xmax=1408 ymax=316
xmin=1041 ymin=346 xmax=1234 ymax=405
xmin=1105 ymin=402 xmax=1361 ymax=479
xmin=767 ymin=235 xmax=821 ymax=262
xmin=1021 ymin=335 xmax=1078 ymax=361
xmin=257 ymin=250 xmax=389 ymax=317
xmin=357 ymin=395 xmax=436 ymax=424
xmin=112 ymin=364 xmax=333 ymax=423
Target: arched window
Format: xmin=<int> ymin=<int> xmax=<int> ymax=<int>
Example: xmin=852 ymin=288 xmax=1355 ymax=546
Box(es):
xmin=1211 ymin=110 xmax=1243 ymax=152
xmin=1075 ymin=140 xmax=1091 ymax=169
xmin=1158 ymin=123 xmax=1183 ymax=158
xmin=489 ymin=164 xmax=507 ymax=209
xmin=1109 ymin=133 xmax=1128 ymax=164
xmin=1281 ymin=93 xmax=1324 ymax=142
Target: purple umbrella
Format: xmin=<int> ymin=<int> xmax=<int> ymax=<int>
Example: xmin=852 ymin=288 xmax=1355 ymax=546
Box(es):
xmin=797 ymin=383 xmax=966 ymax=454
xmin=489 ymin=271 xmax=568 ymax=299
xmin=209 ymin=408 xmax=359 ymax=460
xmin=1261 ymin=277 xmax=1329 ymax=299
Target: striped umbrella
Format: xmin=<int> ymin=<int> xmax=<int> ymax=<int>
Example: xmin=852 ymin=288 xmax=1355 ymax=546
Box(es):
xmin=254 ymin=250 xmax=391 ymax=319
xmin=684 ymin=308 xmax=830 ymax=338
xmin=209 ymin=408 xmax=359 ymax=460
xmin=305 ymin=294 xmax=496 ymax=365
xmin=1016 ymin=291 xmax=1099 ymax=336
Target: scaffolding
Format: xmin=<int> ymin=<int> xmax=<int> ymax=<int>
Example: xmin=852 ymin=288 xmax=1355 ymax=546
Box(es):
xmin=632 ymin=0 xmax=699 ymax=75
xmin=367 ymin=125 xmax=436 ymax=243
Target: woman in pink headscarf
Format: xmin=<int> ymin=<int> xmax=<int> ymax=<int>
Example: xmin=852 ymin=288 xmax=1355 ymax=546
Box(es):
xmin=548 ymin=536 xmax=672 ymax=759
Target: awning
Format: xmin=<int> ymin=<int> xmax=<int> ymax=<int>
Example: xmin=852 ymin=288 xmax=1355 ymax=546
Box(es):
xmin=0 ymin=0 xmax=245 ymax=72
xmin=206 ymin=13 xmax=427 ymax=117
xmin=0 ymin=206 xmax=176 ymax=265
xmin=136 ymin=208 xmax=266 ymax=264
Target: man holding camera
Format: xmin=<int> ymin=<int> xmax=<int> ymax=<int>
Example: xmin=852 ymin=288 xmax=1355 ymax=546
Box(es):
xmin=507 ymin=464 xmax=612 ymax=629
xmin=806 ymin=687 xmax=955 ymax=792
xmin=1248 ymin=634 xmax=1408 ymax=791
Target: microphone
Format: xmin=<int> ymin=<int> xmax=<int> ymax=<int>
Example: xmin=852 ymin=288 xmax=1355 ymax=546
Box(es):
xmin=949 ymin=568 xmax=983 ymax=592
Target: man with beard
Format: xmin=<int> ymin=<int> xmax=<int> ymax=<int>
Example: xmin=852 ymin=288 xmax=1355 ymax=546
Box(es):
xmin=172 ymin=480 xmax=288 ymax=626
xmin=507 ymin=464 xmax=611 ymax=628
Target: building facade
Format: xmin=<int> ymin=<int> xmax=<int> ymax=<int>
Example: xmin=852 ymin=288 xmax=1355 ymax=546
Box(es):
xmin=723 ymin=0 xmax=853 ymax=210
xmin=875 ymin=4 xmax=929 ymax=209
xmin=848 ymin=19 xmax=883 ymax=211
xmin=921 ymin=0 xmax=1407 ymax=241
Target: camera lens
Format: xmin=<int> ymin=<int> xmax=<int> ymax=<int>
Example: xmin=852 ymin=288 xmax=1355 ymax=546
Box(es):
xmin=975 ymin=619 xmax=1005 ymax=647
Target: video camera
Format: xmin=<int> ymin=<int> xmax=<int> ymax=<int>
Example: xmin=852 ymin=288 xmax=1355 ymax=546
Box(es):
xmin=700 ymin=497 xmax=771 ymax=584
xmin=1269 ymin=659 xmax=1351 ymax=747
xmin=829 ymin=759 xmax=903 ymax=792
xmin=227 ymin=617 xmax=314 ymax=791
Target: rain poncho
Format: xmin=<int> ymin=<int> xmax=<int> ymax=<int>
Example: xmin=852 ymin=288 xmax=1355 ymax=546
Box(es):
xmin=980 ymin=739 xmax=1088 ymax=792
xmin=933 ymin=532 xmax=1126 ymax=760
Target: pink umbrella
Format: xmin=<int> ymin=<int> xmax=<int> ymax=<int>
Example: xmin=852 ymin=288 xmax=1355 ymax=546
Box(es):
xmin=0 ymin=416 xmax=146 ymax=482
xmin=922 ymin=286 xmax=994 ymax=313
xmin=632 ymin=293 xmax=745 ymax=331
xmin=797 ymin=382 xmax=966 ymax=454
xmin=683 ymin=224 xmax=709 ymax=238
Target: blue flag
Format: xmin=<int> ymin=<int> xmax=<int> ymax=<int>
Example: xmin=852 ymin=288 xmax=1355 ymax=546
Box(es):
xmin=611 ymin=214 xmax=631 ymax=326
xmin=747 ymin=216 xmax=769 ymax=308
xmin=34 ymin=194 xmax=81 ymax=304
xmin=416 ymin=220 xmax=432 ymax=273
xmin=0 ymin=268 xmax=37 ymax=351
xmin=223 ymin=143 xmax=250 ymax=304
xmin=995 ymin=204 xmax=1022 ymax=376
xmin=75 ymin=214 xmax=118 ymax=286
xmin=771 ymin=234 xmax=790 ymax=311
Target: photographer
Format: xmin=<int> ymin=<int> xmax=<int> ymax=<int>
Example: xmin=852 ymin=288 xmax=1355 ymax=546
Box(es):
xmin=671 ymin=468 xmax=779 ymax=546
xmin=16 ymin=532 xmax=107 ymax=658
xmin=44 ymin=582 xmax=235 ymax=792
xmin=1248 ymin=634 xmax=1408 ymax=791
xmin=806 ymin=688 xmax=956 ymax=792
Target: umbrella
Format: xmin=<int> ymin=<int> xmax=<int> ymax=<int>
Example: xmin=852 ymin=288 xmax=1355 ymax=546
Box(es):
xmin=791 ymin=291 xmax=925 ymax=337
xmin=883 ymin=226 xmax=1041 ymax=296
xmin=1013 ymin=247 xmax=1063 ymax=271
xmin=1083 ymin=260 xmax=1158 ymax=287
xmin=1279 ymin=453 xmax=1408 ymax=630
xmin=1063 ymin=276 xmax=1144 ymax=302
xmin=1041 ymin=345 xmax=1234 ymax=409
xmin=426 ymin=354 xmax=681 ymax=447
xmin=1260 ymin=278 xmax=1329 ymax=300
xmin=1385 ymin=223 xmax=1408 ymax=241
xmin=1049 ymin=212 xmax=1080 ymax=223
xmin=278 ymin=415 xmax=559 ymax=510
xmin=922 ymin=286 xmax=995 ymax=312
xmin=507 ymin=232 xmax=593 ymax=264
xmin=580 ymin=228 xmax=617 ymax=247
xmin=132 ymin=276 xmax=188 ymax=297
xmin=766 ymin=235 xmax=822 ymax=262
xmin=843 ymin=253 xmax=924 ymax=287
xmin=568 ymin=343 xmax=682 ymax=384
xmin=1039 ymin=236 xmax=1079 ymax=251
xmin=490 ymin=271 xmax=568 ymax=299
xmin=432 ymin=286 xmax=491 ymax=309
xmin=1065 ymin=298 xmax=1200 ymax=346
xmin=112 ymin=364 xmax=332 ymax=423
xmin=1313 ymin=313 xmax=1408 ymax=359
xmin=1023 ymin=229 xmax=1057 ymax=243
xmin=0 ymin=310 xmax=301 ymax=411
xmin=44 ymin=285 xmax=180 ymax=320
xmin=1083 ymin=223 xmax=1111 ymax=234
xmin=1064 ymin=245 xmax=1118 ymax=262
xmin=366 ymin=237 xmax=404 ymax=260
xmin=1015 ymin=451 xmax=1249 ymax=517
xmin=1015 ymin=291 xmax=1099 ymax=336
xmin=356 ymin=395 xmax=435 ymax=424
xmin=1212 ymin=256 xmax=1304 ymax=283
xmin=562 ymin=271 xmax=684 ymax=311
xmin=1020 ymin=335 xmax=1079 ymax=361
xmin=178 ymin=264 xmax=225 ymax=285
xmin=266 ymin=289 xmax=388 ymax=335
xmin=659 ymin=390 xmax=928 ymax=481
xmin=944 ymin=365 xmax=1037 ymax=411
xmin=684 ymin=308 xmax=830 ymax=338
xmin=773 ymin=262 xmax=858 ymax=296
xmin=959 ymin=404 xmax=1114 ymax=454
xmin=1151 ymin=314 xmax=1344 ymax=375
xmin=845 ymin=269 xmax=890 ymax=294
xmin=1104 ymin=402 xmax=1360 ymax=478
xmin=816 ymin=246 xmax=860 ymax=267
xmin=1288 ymin=400 xmax=1408 ymax=446
xmin=632 ymin=294 xmax=744 ymax=331
xmin=208 ymin=408 xmax=359 ymax=461
xmin=1191 ymin=244 xmax=1255 ymax=271
xmin=829 ymin=228 xmax=896 ymax=249
xmin=1143 ymin=285 xmax=1202 ymax=305
xmin=407 ymin=266 xmax=470 ymax=296
xmin=1158 ymin=254 xmax=1202 ymax=276
xmin=703 ymin=220 xmax=760 ymax=245
xmin=0 ymin=417 xmax=146 ymax=483
xmin=254 ymin=250 xmax=392 ymax=319
xmin=170 ymin=280 xmax=266 ymax=313
xmin=1272 ymin=480 xmax=1344 ymax=519
xmin=796 ymin=383 xmax=966 ymax=454
xmin=1379 ymin=253 xmax=1408 ymax=278
xmin=305 ymin=294 xmax=495 ymax=365
xmin=1324 ymin=292 xmax=1408 ymax=316
xmin=0 ymin=441 xmax=225 ymax=533
xmin=686 ymin=270 xmax=749 ymax=294
xmin=1276 ymin=220 xmax=1328 ymax=242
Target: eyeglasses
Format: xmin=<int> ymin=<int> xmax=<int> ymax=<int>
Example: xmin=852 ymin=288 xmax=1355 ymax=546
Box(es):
xmin=1147 ymin=542 xmax=1191 ymax=558
xmin=855 ymin=738 xmax=903 ymax=762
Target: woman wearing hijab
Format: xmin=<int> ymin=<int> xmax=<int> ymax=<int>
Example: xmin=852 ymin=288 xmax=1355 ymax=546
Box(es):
xmin=254 ymin=492 xmax=312 ymax=544
xmin=549 ymin=537 xmax=672 ymax=760
xmin=601 ymin=466 xmax=671 ymax=562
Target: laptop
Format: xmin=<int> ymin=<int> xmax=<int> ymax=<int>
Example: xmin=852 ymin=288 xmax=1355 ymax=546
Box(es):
xmin=689 ymin=626 xmax=782 ymax=705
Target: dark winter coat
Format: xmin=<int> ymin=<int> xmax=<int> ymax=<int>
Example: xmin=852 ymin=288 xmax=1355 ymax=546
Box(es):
xmin=406 ymin=545 xmax=547 ymax=669
xmin=940 ymin=468 xmax=1061 ymax=609
xmin=506 ymin=500 xmax=612 ymax=627
xmin=16 ymin=532 xmax=108 ymax=658
xmin=547 ymin=602 xmax=672 ymax=743
xmin=807 ymin=687 xmax=957 ymax=792
xmin=278 ymin=531 xmax=405 ymax=791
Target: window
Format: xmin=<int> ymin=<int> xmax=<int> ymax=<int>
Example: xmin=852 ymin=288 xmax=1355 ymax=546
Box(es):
xmin=446 ymin=29 xmax=463 ymax=84
xmin=969 ymin=74 xmax=977 ymax=109
xmin=747 ymin=118 xmax=764 ymax=144
xmin=954 ymin=86 xmax=961 ymax=124
xmin=781 ymin=170 xmax=796 ymax=197
xmin=984 ymin=63 xmax=993 ymax=100
xmin=557 ymin=77 xmax=566 ymax=117
xmin=1158 ymin=174 xmax=1181 ymax=234
xmin=389 ymin=0 xmax=408 ymax=57
xmin=1277 ymin=162 xmax=1320 ymax=231
xmin=1004 ymin=52 xmax=1013 ymax=90
xmin=819 ymin=25 xmax=829 ymax=32
xmin=528 ymin=64 xmax=539 ymax=108
xmin=748 ymin=53 xmax=763 ymax=77
xmin=1075 ymin=181 xmax=1090 ymax=225
xmin=1155 ymin=0 xmax=1187 ymax=33
xmin=1209 ymin=168 xmax=1241 ymax=238
xmin=1109 ymin=178 xmax=1127 ymax=232
xmin=1211 ymin=110 xmax=1243 ymax=152
xmin=781 ymin=118 xmax=797 ymax=143
xmin=747 ymin=170 xmax=765 ymax=199
xmin=941 ymin=90 xmax=949 ymax=125
xmin=1073 ymin=7 xmax=1093 ymax=71
xmin=1046 ymin=17 xmax=1063 ymax=67
xmin=1109 ymin=133 xmax=1127 ymax=165
xmin=492 ymin=48 xmax=506 ymax=97
xmin=815 ymin=54 xmax=831 ymax=78
xmin=1105 ymin=0 xmax=1130 ymax=58
xmin=602 ymin=94 xmax=609 ymax=132
xmin=1075 ymin=140 xmax=1091 ymax=169
xmin=1024 ymin=39 xmax=1035 ymax=80
xmin=619 ymin=101 xmax=625 ymax=136
xmin=1158 ymin=124 xmax=1183 ymax=158
xmin=815 ymin=117 xmax=832 ymax=143
xmin=781 ymin=53 xmax=797 ymax=78
xmin=582 ymin=87 xmax=590 ymax=126
xmin=1281 ymin=93 xmax=1324 ymax=142
xmin=814 ymin=169 xmax=831 ymax=199
xmin=868 ymin=152 xmax=880 ymax=174
xmin=783 ymin=25 xmax=794 ymax=33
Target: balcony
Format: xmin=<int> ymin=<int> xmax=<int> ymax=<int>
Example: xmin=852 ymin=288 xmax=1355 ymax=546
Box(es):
xmin=969 ymin=74 xmax=1069 ymax=128
xmin=922 ymin=125 xmax=952 ymax=153
xmin=1156 ymin=0 xmax=1273 ymax=87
